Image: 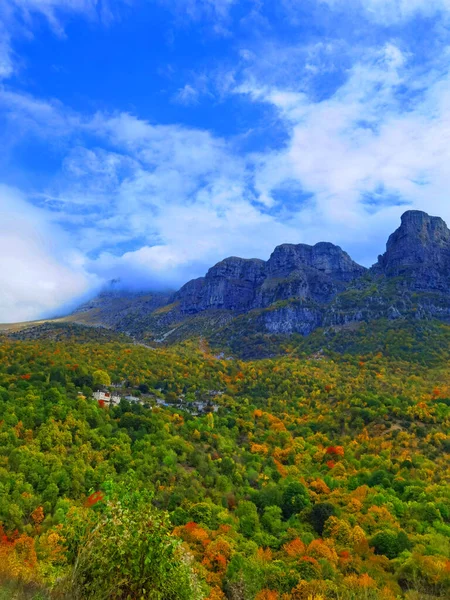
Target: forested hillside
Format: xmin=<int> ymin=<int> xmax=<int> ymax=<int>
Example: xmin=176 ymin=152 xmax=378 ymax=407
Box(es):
xmin=0 ymin=322 xmax=449 ymax=599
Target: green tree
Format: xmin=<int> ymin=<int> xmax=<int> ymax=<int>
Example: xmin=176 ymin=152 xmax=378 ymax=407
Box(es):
xmin=309 ymin=502 xmax=336 ymax=535
xmin=371 ymin=530 xmax=411 ymax=559
xmin=281 ymin=481 xmax=310 ymax=519
xmin=190 ymin=502 xmax=213 ymax=527
xmin=261 ymin=505 xmax=284 ymax=536
xmin=236 ymin=501 xmax=260 ymax=537
xmin=92 ymin=369 xmax=111 ymax=388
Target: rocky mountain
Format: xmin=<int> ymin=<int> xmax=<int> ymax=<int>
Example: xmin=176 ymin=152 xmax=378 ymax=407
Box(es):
xmin=374 ymin=210 xmax=450 ymax=288
xmin=174 ymin=242 xmax=366 ymax=314
xmin=59 ymin=210 xmax=450 ymax=349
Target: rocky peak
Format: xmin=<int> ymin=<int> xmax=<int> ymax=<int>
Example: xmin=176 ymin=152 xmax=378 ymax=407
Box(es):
xmin=173 ymin=240 xmax=366 ymax=314
xmin=206 ymin=257 xmax=266 ymax=284
xmin=375 ymin=210 xmax=450 ymax=278
xmin=267 ymin=242 xmax=366 ymax=281
xmin=174 ymin=257 xmax=266 ymax=313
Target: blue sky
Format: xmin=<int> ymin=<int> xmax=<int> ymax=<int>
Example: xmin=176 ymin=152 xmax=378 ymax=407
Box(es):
xmin=1 ymin=0 xmax=450 ymax=321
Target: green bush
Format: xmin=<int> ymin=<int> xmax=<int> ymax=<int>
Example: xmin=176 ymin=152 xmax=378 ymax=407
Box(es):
xmin=67 ymin=486 xmax=205 ymax=600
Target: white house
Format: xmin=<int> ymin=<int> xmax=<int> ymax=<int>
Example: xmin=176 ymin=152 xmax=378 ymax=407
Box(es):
xmin=93 ymin=390 xmax=121 ymax=406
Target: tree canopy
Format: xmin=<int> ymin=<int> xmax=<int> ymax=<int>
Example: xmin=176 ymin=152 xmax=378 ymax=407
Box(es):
xmin=0 ymin=329 xmax=448 ymax=599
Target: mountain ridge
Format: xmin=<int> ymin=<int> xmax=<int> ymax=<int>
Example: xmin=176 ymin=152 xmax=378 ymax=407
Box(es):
xmin=174 ymin=240 xmax=366 ymax=314
xmin=4 ymin=210 xmax=450 ymax=352
xmin=156 ymin=210 xmax=450 ymax=337
xmin=56 ymin=210 xmax=450 ymax=342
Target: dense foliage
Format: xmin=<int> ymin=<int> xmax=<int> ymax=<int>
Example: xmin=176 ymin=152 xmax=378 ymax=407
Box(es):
xmin=0 ymin=323 xmax=449 ymax=599
xmin=213 ymin=317 xmax=450 ymax=363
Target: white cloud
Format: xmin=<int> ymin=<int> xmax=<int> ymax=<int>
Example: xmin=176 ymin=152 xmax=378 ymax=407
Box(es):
xmin=0 ymin=25 xmax=13 ymax=78
xmin=0 ymin=185 xmax=95 ymax=323
xmin=52 ymin=112 xmax=293 ymax=279
xmin=237 ymin=42 xmax=450 ymax=256
xmin=9 ymin=0 xmax=101 ymax=31
xmin=173 ymin=84 xmax=200 ymax=105
xmin=160 ymin=0 xmax=236 ymax=24
xmin=89 ymin=197 xmax=295 ymax=290
xmin=0 ymin=0 xmax=119 ymax=79
xmin=0 ymin=90 xmax=307 ymax=299
xmin=0 ymin=88 xmax=81 ymax=134
xmin=320 ymin=0 xmax=450 ymax=22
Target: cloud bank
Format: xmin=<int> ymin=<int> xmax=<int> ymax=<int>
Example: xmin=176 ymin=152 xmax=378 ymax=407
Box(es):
xmin=0 ymin=186 xmax=94 ymax=322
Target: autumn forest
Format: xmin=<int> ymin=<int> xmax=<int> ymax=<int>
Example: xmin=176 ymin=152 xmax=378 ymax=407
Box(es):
xmin=0 ymin=320 xmax=448 ymax=600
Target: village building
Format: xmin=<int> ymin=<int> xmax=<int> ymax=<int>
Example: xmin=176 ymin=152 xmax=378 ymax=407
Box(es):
xmin=93 ymin=390 xmax=121 ymax=406
xmin=124 ymin=395 xmax=141 ymax=403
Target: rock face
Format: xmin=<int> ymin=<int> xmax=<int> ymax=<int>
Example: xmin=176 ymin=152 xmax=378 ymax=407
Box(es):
xmin=174 ymin=243 xmax=366 ymax=313
xmin=261 ymin=304 xmax=323 ymax=336
xmin=266 ymin=242 xmax=364 ymax=282
xmin=168 ymin=210 xmax=450 ymax=338
xmin=176 ymin=258 xmax=266 ymax=313
xmin=374 ymin=210 xmax=450 ymax=289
